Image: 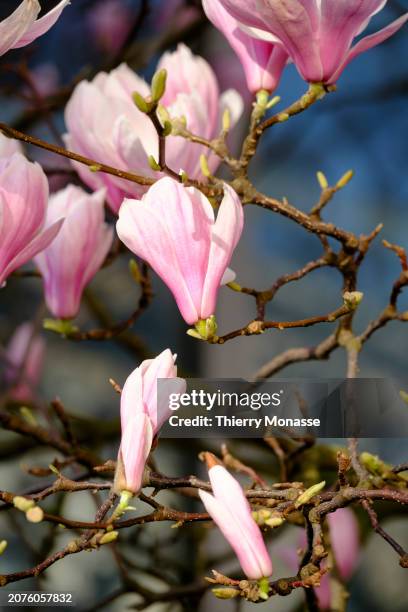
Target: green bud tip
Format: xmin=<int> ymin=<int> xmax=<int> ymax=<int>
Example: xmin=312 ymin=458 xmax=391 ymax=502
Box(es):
xmin=343 ymin=291 xmax=364 ymax=309
xmin=13 ymin=496 xmax=35 ymax=512
xmin=200 ymin=154 xmax=211 ymax=178
xmin=227 ymin=281 xmax=242 ymax=292
xmin=151 ymin=69 xmax=167 ymax=103
xmin=256 ymin=89 xmax=269 ymax=107
xmin=20 ymin=406 xmax=37 ymax=426
xmin=258 ymin=577 xmax=270 ymax=600
xmin=212 ymin=587 xmax=240 ymax=600
xmin=295 ymin=481 xmax=326 ymax=508
xmin=190 ymin=316 xmax=218 ymax=342
xmin=337 ymin=169 xmax=354 ymax=189
xmin=266 ymin=95 xmax=281 ymax=109
xmin=43 ymin=318 xmax=79 ymax=336
xmin=317 ymin=171 xmax=328 ymax=190
xmin=132 ymin=91 xmax=150 ymax=113
xmin=0 ymin=541 xmax=7 ymax=555
xmin=99 ymin=531 xmax=119 ymax=545
xmin=222 ymin=108 xmax=231 ymax=132
xmin=148 ymin=155 xmax=161 ymax=171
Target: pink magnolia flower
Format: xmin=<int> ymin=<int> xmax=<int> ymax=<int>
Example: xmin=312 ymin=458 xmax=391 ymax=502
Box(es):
xmin=203 ymin=0 xmax=288 ymax=94
xmin=34 ymin=185 xmax=113 ymax=320
xmin=199 ymin=460 xmax=273 ymax=580
xmin=116 ymin=177 xmax=244 ymax=326
xmin=115 ymin=349 xmax=186 ymax=494
xmin=87 ymin=0 xmax=132 ymax=55
xmin=0 ymin=134 xmax=22 ymax=157
xmin=0 ymin=153 xmax=63 ymax=287
xmin=218 ymin=0 xmax=408 ymax=83
xmin=0 ymin=0 xmax=69 ymax=57
xmin=155 ymin=0 xmax=200 ymax=32
xmin=315 ymin=508 xmax=360 ymax=609
xmin=283 ymin=508 xmax=359 ymax=609
xmin=4 ymin=322 xmax=45 ymax=403
xmin=64 ymin=44 xmax=243 ymax=213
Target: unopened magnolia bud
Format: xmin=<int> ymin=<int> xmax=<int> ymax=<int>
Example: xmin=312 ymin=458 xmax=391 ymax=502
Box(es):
xmin=151 ymin=69 xmax=167 ymax=103
xmin=337 ymin=169 xmax=354 ymax=189
xmin=343 ymin=291 xmax=364 ymax=309
xmin=13 ymin=496 xmax=35 ymax=512
xmin=99 ymin=531 xmax=119 ymax=545
xmin=212 ymin=587 xmax=240 ymax=599
xmin=26 ymin=506 xmax=44 ymax=523
xmin=295 ymin=481 xmax=326 ymax=508
xmin=317 ymin=171 xmax=328 ymax=190
xmin=0 ymin=541 xmax=7 ymax=555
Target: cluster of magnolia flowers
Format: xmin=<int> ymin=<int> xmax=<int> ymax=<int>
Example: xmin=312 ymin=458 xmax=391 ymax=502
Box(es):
xmin=0 ymin=0 xmax=406 ymax=601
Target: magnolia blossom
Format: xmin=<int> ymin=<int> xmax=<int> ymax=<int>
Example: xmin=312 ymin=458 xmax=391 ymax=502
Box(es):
xmin=64 ymin=44 xmax=243 ymax=213
xmin=0 ymin=0 xmax=69 ymax=57
xmin=0 ymin=153 xmax=63 ymax=287
xmin=199 ymin=462 xmax=273 ymax=580
xmin=0 ymin=134 xmax=22 ymax=157
xmin=87 ymin=0 xmax=132 ymax=54
xmin=203 ymin=0 xmax=288 ymax=94
xmin=315 ymin=508 xmax=360 ymax=609
xmin=280 ymin=508 xmax=360 ymax=609
xmin=219 ymin=0 xmax=408 ymax=83
xmin=114 ymin=349 xmax=186 ymax=494
xmin=34 ymin=185 xmax=113 ymax=320
xmin=116 ymin=177 xmax=243 ymax=325
xmin=4 ymin=322 xmax=45 ymax=403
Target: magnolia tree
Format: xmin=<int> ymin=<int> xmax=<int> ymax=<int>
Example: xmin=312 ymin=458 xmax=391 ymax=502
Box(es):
xmin=0 ymin=1 xmax=407 ymax=610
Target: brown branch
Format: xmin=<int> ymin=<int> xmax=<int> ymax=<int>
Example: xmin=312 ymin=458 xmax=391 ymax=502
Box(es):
xmin=253 ymin=332 xmax=338 ymax=380
xmin=0 ymin=123 xmax=154 ymax=188
xmin=216 ymin=302 xmax=351 ymax=344
xmin=361 ymin=499 xmax=408 ymax=566
xmin=66 ymin=267 xmax=153 ymax=341
xmin=0 ymin=410 xmax=100 ymax=468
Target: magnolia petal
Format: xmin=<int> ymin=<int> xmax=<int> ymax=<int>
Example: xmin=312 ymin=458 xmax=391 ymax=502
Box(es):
xmin=0 ymin=0 xmax=40 ymax=56
xmin=329 ymin=12 xmax=408 ymax=83
xmin=13 ymin=0 xmax=70 ymax=48
xmin=0 ymin=219 xmax=63 ymax=287
xmin=121 ymin=413 xmax=153 ymax=493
